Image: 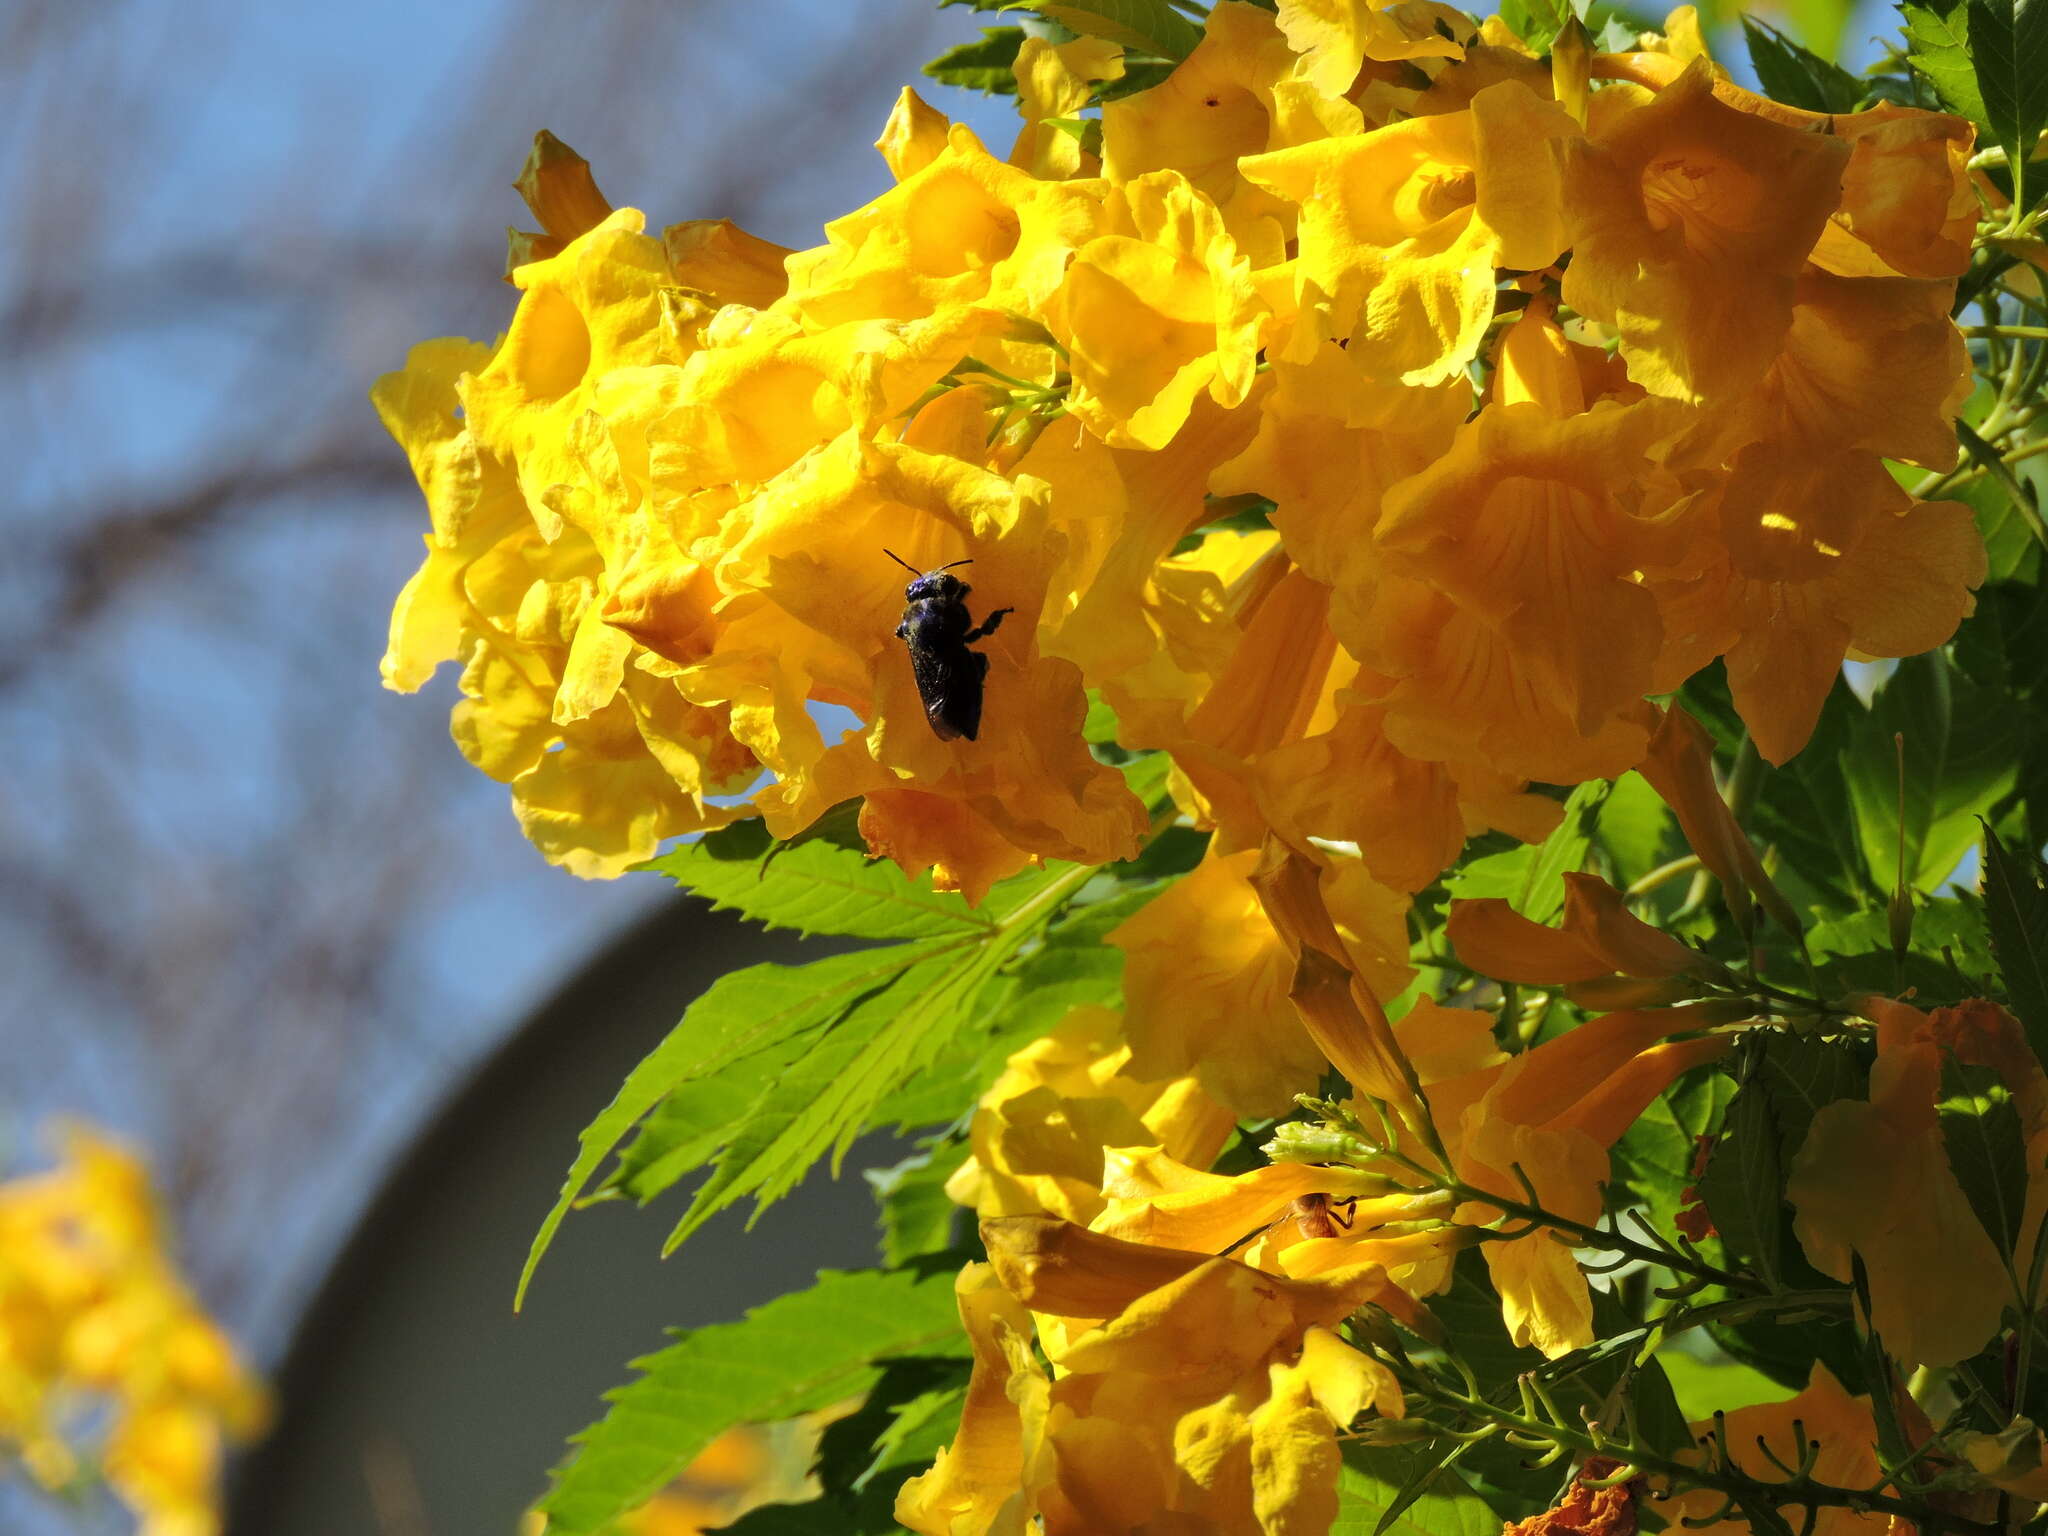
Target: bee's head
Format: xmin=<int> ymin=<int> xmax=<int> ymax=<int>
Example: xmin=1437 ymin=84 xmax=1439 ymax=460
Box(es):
xmin=906 ymin=570 xmax=971 ymax=604
xmin=886 ymin=551 xmax=973 ymax=605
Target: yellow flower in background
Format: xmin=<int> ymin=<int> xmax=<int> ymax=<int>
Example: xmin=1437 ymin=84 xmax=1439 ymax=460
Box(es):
xmin=0 ymin=1125 xmax=266 ymax=1536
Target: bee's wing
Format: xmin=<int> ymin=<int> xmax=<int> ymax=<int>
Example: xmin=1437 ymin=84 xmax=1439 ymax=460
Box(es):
xmin=910 ymin=645 xmax=986 ymax=742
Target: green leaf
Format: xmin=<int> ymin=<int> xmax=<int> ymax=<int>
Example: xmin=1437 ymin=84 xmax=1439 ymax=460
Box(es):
xmin=1656 ymin=1344 xmax=1795 ymax=1419
xmin=519 ymin=945 xmax=924 ymax=1307
xmin=659 ymin=942 xmax=1009 ymax=1253
xmin=1516 ymin=781 xmax=1608 ymax=924
xmin=923 ymin=26 xmax=1026 ymax=92
xmin=1610 ymin=1067 xmax=1734 ymax=1217
xmin=1698 ymin=1071 xmax=1785 ymax=1289
xmin=1967 ymin=0 xmax=2048 ymax=211
xmin=1984 ymin=825 xmax=2048 ymax=1064
xmin=1591 ymin=770 xmax=1675 ymax=889
xmin=1842 ymin=652 xmax=2019 ymax=895
xmin=1010 ymin=0 xmax=1205 ymax=58
xmin=647 ymin=821 xmax=996 ymax=940
xmin=1941 ymin=1064 xmax=2029 ymax=1256
xmin=1743 ymin=16 xmax=1864 ymax=111
xmin=1333 ymin=1443 xmax=1503 ymax=1536
xmin=1902 ymin=0 xmax=1990 ymax=128
xmin=536 ymin=1265 xmax=969 ymax=1536
xmin=866 ymin=1142 xmax=971 ymax=1264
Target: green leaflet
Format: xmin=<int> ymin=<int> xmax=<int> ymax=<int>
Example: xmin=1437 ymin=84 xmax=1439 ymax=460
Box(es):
xmin=1442 ymin=780 xmax=1606 ymax=923
xmin=645 ymin=821 xmax=994 ymax=941
xmin=1984 ymin=827 xmax=2048 ymax=1063
xmin=1742 ymin=16 xmax=1865 ymax=111
xmin=923 ymin=25 xmax=1027 ymax=92
xmin=1901 ymin=0 xmax=1990 ymax=128
xmin=520 ymin=841 xmax=1096 ymax=1305
xmin=1842 ymin=653 xmax=2020 ymax=895
xmin=1010 ymin=0 xmax=1205 ymax=58
xmin=1967 ymin=0 xmax=2048 ymax=212
xmin=1699 ymin=1068 xmax=1787 ymax=1289
xmin=518 ymin=944 xmax=939 ymax=1308
xmin=534 ymin=1264 xmax=969 ymax=1536
xmin=1333 ymin=1443 xmax=1507 ymax=1536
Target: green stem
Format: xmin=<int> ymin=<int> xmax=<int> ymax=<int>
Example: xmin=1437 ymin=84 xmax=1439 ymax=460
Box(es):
xmin=1399 ymin=1375 xmax=2000 ymax=1536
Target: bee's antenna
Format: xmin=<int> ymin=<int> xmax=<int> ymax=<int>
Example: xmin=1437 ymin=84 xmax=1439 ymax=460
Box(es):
xmin=939 ymin=558 xmax=974 ymax=571
xmin=882 ymin=548 xmax=921 ymax=576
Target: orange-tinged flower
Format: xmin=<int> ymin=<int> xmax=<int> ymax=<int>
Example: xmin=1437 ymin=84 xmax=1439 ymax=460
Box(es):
xmin=1562 ymin=61 xmax=1849 ymax=402
xmin=1667 ymin=1366 xmax=1893 ymax=1536
xmin=1702 ymin=269 xmax=1970 ymax=472
xmin=1650 ymin=450 xmax=1984 ymax=765
xmin=1244 ymin=81 xmax=1578 ymax=384
xmin=1434 ymin=1005 xmax=1740 ymax=1354
xmin=1812 ymin=104 xmax=1977 ymax=281
xmin=1502 ymin=1456 xmax=1642 ymax=1536
xmin=1045 ymin=168 xmax=1266 ymax=449
xmin=1788 ymin=997 xmax=2008 ymax=1366
xmin=1113 ymin=843 xmax=1413 ymax=1116
xmin=1447 ymin=871 xmax=1702 ymax=990
xmin=1373 ymin=389 xmax=1698 ymax=740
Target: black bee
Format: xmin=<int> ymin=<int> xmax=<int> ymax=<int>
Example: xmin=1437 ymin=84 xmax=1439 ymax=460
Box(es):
xmin=887 ymin=550 xmax=1013 ymax=742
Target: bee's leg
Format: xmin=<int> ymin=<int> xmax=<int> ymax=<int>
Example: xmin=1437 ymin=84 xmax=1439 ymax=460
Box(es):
xmin=964 ymin=606 xmax=1014 ymax=643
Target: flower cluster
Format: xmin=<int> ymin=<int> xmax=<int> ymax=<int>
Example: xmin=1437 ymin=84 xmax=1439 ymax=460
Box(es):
xmin=0 ymin=1124 xmax=266 ymax=1536
xmin=378 ymin=0 xmax=1981 ymax=899
xmin=374 ymin=3 xmax=2032 ymax=1534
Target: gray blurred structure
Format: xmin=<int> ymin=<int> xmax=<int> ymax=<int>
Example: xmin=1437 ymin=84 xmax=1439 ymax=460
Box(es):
xmin=224 ymin=897 xmax=888 ymax=1535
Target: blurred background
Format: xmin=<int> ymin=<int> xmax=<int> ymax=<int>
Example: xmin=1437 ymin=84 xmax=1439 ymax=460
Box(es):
xmin=0 ymin=0 xmax=1879 ymax=1530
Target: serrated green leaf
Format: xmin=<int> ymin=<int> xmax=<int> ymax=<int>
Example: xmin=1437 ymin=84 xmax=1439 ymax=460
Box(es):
xmin=648 ymin=822 xmax=995 ymax=940
xmin=1699 ymin=1072 xmax=1785 ymax=1289
xmin=1842 ymin=652 xmax=2019 ymax=894
xmin=1984 ymin=826 xmax=2048 ymax=1063
xmin=536 ymin=1266 xmax=968 ymax=1536
xmin=660 ymin=942 xmax=1004 ymax=1253
xmin=1902 ymin=0 xmax=1990 ymax=127
xmin=1611 ymin=1067 xmax=1734 ymax=1217
xmin=1333 ymin=1443 xmax=1502 ymax=1536
xmin=1011 ymin=0 xmax=1204 ymax=58
xmin=1941 ymin=1064 xmax=2028 ymax=1255
xmin=1516 ymin=781 xmax=1608 ymax=923
xmin=866 ymin=1143 xmax=971 ymax=1264
xmin=923 ymin=26 xmax=1027 ymax=92
xmin=1743 ymin=16 xmax=1864 ymax=110
xmin=519 ymin=945 xmax=924 ymax=1307
xmin=1968 ymin=0 xmax=2048 ymax=211
xmin=1655 ymin=1344 xmax=1794 ymax=1419
xmin=1592 ymin=770 xmax=1675 ymax=888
